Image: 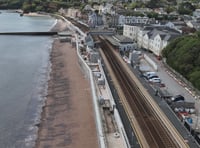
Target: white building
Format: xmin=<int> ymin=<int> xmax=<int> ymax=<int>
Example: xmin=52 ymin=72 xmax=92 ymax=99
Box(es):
xmin=137 ymin=26 xmax=155 ymax=49
xmin=123 ymin=24 xmax=142 ymax=41
xmin=148 ymin=28 xmax=180 ymax=56
xmin=123 ymin=24 xmax=181 ymax=56
xmin=119 ymin=16 xmax=149 ymax=26
xmin=100 ymin=3 xmax=115 ymax=15
xmin=193 ymin=9 xmax=200 ymax=18
xmin=186 ymin=20 xmax=200 ymax=31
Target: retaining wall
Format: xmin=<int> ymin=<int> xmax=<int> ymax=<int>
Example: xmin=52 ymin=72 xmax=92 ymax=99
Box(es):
xmin=75 ymin=36 xmax=106 ymax=148
xmin=144 ymin=54 xmax=158 ymax=71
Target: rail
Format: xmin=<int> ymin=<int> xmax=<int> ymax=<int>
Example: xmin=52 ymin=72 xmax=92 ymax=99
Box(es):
xmin=98 ymin=36 xmax=188 ymax=148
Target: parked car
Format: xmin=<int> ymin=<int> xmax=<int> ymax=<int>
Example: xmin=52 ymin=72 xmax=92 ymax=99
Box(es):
xmin=147 ymin=75 xmax=159 ymax=80
xmin=171 ymin=95 xmax=185 ymax=102
xmin=143 ymin=72 xmax=159 ymax=81
xmin=143 ymin=71 xmax=156 ymax=78
xmin=149 ymin=77 xmax=161 ymax=83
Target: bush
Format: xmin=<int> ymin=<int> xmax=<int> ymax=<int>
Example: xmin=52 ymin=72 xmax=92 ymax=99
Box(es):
xmin=162 ymin=33 xmax=200 ymax=90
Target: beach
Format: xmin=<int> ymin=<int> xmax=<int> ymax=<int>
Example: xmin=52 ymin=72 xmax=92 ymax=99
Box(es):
xmin=35 ymin=19 xmax=98 ymax=148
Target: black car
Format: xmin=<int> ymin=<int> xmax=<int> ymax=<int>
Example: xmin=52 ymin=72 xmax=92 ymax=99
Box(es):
xmin=171 ymin=95 xmax=185 ymax=102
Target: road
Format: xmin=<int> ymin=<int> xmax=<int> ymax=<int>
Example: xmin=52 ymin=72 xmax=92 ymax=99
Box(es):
xmin=129 ymin=50 xmax=199 ymax=147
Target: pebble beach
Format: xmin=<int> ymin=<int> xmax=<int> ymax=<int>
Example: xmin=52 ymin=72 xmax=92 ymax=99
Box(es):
xmin=35 ymin=19 xmax=98 ymax=148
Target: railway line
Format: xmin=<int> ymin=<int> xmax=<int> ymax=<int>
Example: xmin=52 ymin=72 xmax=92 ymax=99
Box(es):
xmin=97 ymin=36 xmax=188 ymax=148
xmin=65 ymin=17 xmax=189 ymax=147
xmin=64 ymin=16 xmax=89 ymax=32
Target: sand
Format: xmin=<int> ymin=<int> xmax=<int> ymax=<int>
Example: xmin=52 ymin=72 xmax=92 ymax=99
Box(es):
xmin=35 ymin=19 xmax=98 ymax=148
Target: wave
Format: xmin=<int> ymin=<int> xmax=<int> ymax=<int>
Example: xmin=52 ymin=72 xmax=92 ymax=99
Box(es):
xmin=16 ymin=39 xmax=53 ymax=148
xmin=49 ymin=19 xmax=58 ymax=31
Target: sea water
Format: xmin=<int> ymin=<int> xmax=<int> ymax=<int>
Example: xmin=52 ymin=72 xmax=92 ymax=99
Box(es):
xmin=0 ymin=11 xmax=56 ymax=147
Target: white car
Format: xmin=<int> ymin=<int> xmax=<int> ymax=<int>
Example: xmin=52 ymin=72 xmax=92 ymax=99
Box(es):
xmin=143 ymin=71 xmax=156 ymax=77
xmin=149 ymin=77 xmax=161 ymax=83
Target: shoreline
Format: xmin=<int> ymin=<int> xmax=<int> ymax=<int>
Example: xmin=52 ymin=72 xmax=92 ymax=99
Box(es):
xmin=35 ymin=19 xmax=98 ymax=147
xmin=34 ymin=19 xmax=67 ymax=146
xmin=23 ymin=12 xmax=48 ymax=17
xmin=50 ymin=19 xmax=68 ymax=32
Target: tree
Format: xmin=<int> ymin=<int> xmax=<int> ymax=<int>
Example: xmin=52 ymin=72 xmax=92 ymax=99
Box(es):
xmin=162 ymin=32 xmax=200 ymax=90
xmin=22 ymin=1 xmax=32 ymax=13
xmin=146 ymin=12 xmax=158 ymax=19
xmin=165 ymin=5 xmax=175 ymax=14
xmin=178 ymin=2 xmax=195 ymax=15
xmin=146 ymin=0 xmax=165 ymax=8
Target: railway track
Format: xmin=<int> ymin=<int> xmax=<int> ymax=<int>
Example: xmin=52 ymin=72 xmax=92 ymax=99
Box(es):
xmin=66 ymin=19 xmax=188 ymax=147
xmin=65 ymin=16 xmax=89 ymax=32
xmin=98 ymin=36 xmax=186 ymax=148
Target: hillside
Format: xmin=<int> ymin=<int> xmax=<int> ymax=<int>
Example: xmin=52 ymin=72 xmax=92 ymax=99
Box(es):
xmin=162 ymin=32 xmax=200 ymax=90
xmin=0 ymin=0 xmax=82 ymax=12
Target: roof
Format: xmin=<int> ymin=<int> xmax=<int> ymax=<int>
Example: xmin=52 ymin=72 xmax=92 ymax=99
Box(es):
xmin=85 ymin=34 xmax=93 ymax=43
xmin=113 ymin=35 xmax=133 ymax=43
xmin=105 ymin=36 xmax=119 ymax=47
xmin=143 ymin=26 xmax=181 ymax=41
xmin=125 ymin=23 xmax=146 ymax=27
xmin=160 ymin=34 xmax=166 ymax=40
xmin=165 ymin=34 xmax=180 ymax=41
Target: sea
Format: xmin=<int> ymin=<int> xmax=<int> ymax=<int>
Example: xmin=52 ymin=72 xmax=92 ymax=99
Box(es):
xmin=0 ymin=11 xmax=56 ymax=147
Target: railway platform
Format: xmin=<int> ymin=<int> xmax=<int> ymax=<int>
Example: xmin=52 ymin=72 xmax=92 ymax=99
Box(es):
xmin=89 ymin=61 xmax=129 ymax=148
xmin=73 ymin=29 xmax=129 ymax=147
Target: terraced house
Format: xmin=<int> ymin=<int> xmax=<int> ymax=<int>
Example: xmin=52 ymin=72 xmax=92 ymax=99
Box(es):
xmin=123 ymin=24 xmax=181 ymax=57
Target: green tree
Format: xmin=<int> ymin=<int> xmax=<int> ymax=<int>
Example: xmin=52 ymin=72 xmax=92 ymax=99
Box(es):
xmin=162 ymin=32 xmax=200 ymax=90
xmin=178 ymin=2 xmax=195 ymax=15
xmin=146 ymin=12 xmax=158 ymax=18
xmin=165 ymin=5 xmax=175 ymax=14
xmin=146 ymin=0 xmax=165 ymax=8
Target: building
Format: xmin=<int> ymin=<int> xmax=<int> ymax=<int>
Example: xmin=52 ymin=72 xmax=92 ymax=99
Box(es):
xmin=118 ymin=16 xmax=149 ymax=26
xmin=85 ymin=34 xmax=94 ymax=48
xmin=113 ymin=35 xmax=136 ymax=52
xmin=193 ymin=9 xmax=200 ymax=18
xmin=123 ymin=23 xmax=145 ymax=41
xmin=186 ymin=20 xmax=200 ymax=31
xmin=123 ymin=24 xmax=181 ymax=56
xmin=88 ymin=11 xmax=103 ymax=28
xmin=165 ymin=21 xmax=187 ymax=33
xmin=100 ymin=3 xmax=115 ymax=15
